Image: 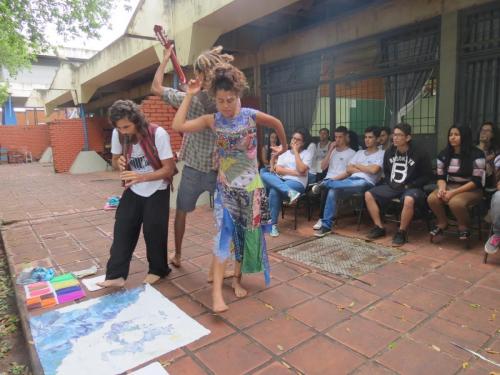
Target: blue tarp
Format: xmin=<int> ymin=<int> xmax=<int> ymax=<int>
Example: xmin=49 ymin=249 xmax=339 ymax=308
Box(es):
xmin=1 ymin=95 xmax=17 ymax=126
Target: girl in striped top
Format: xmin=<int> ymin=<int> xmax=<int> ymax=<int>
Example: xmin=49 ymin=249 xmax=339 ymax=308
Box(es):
xmin=428 ymin=126 xmax=485 ymax=242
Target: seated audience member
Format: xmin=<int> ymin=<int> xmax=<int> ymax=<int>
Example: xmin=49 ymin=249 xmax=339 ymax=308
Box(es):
xmin=313 ymin=127 xmax=332 ymax=181
xmin=476 ymin=121 xmax=499 ymax=189
xmin=261 ymin=130 xmax=313 ymax=237
xmin=378 ymin=126 xmax=392 ymax=151
xmin=311 ymin=126 xmax=356 ymax=230
xmin=261 ymin=130 xmax=280 ymax=168
xmin=485 ymin=180 xmax=500 ymax=255
xmin=364 ymin=123 xmax=432 ymax=246
xmin=428 ymin=126 xmax=485 ymax=242
xmin=314 ymin=127 xmax=384 ymax=237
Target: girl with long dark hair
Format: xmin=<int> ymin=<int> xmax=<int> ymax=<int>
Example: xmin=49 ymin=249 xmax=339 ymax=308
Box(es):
xmin=428 ymin=126 xmax=485 ymax=242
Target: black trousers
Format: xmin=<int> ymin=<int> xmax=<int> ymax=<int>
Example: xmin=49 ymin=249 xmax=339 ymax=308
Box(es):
xmin=105 ymin=188 xmax=171 ymax=280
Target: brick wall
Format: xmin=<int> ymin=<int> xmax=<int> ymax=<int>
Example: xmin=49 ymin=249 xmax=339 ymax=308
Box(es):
xmin=140 ymin=96 xmax=182 ymax=152
xmin=49 ymin=117 xmax=107 ymax=173
xmin=0 ymin=125 xmax=50 ymax=159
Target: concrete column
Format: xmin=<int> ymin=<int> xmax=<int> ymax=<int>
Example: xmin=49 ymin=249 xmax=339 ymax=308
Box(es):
xmin=437 ymin=10 xmax=458 ymax=151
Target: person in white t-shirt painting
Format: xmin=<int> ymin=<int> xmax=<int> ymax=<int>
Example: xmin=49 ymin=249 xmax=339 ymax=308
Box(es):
xmin=98 ymin=100 xmax=177 ymax=288
xmin=313 ymin=127 xmax=385 ymax=237
xmin=260 ymin=130 xmax=313 ymax=237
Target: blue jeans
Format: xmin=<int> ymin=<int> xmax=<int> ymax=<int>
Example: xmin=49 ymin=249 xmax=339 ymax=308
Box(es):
xmin=260 ymin=169 xmax=305 ymax=224
xmin=321 ymin=177 xmax=371 ymax=229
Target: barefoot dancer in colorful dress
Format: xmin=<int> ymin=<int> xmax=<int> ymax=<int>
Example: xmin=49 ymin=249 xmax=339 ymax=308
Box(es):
xmin=172 ymin=64 xmax=287 ymax=312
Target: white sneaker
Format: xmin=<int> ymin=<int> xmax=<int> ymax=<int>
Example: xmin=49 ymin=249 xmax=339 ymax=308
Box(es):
xmin=270 ymin=224 xmax=280 ymax=237
xmin=288 ymin=189 xmax=301 ymax=204
xmin=313 ymin=219 xmax=322 ymax=230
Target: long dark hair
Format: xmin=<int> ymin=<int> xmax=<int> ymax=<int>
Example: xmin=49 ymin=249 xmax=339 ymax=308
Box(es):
xmin=476 ymin=121 xmax=499 ymax=152
xmin=292 ymin=130 xmax=306 ymax=152
xmin=443 ymin=125 xmax=474 ymax=176
xmin=108 ymin=100 xmax=149 ymax=144
xmin=266 ymin=131 xmax=280 ymax=162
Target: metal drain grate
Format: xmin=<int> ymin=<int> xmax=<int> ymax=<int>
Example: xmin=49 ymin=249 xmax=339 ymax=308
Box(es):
xmin=279 ymin=235 xmax=404 ymax=278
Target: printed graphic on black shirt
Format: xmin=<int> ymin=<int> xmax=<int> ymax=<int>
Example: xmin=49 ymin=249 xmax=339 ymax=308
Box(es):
xmin=389 ymin=153 xmax=415 ymax=184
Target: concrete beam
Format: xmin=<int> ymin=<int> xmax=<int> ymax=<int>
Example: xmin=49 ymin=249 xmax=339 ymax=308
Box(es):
xmin=257 ymin=0 xmax=493 ymax=65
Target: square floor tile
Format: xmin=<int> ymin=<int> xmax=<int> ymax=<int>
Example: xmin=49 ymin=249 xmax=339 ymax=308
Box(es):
xmin=327 ymin=316 xmax=400 ymax=358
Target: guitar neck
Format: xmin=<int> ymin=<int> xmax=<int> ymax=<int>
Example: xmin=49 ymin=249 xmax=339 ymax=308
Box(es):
xmin=154 ymin=25 xmax=187 ymax=85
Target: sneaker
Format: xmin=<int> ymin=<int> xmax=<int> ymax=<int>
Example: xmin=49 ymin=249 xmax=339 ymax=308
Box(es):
xmin=270 ymin=224 xmax=280 ymax=237
xmin=367 ymin=226 xmax=386 ymax=239
xmin=288 ymin=189 xmax=301 ymax=204
xmin=311 ymin=183 xmax=322 ymax=195
xmin=313 ymin=219 xmax=323 ymax=230
xmin=314 ymin=227 xmax=331 ymax=237
xmin=485 ymin=234 xmax=500 ymax=254
xmin=392 ymin=230 xmax=408 ymax=246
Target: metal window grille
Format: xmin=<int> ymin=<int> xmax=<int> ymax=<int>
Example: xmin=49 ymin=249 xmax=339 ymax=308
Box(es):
xmin=457 ymin=3 xmax=500 ymax=131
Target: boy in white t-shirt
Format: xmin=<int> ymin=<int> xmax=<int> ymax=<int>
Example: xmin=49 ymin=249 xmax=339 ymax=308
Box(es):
xmin=311 ymin=126 xmax=355 ymax=229
xmin=98 ymin=100 xmax=176 ymax=288
xmin=314 ymin=127 xmax=384 ymax=236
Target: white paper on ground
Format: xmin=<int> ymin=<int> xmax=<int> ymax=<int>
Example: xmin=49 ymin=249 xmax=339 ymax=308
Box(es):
xmin=130 ymin=362 xmax=169 ymax=375
xmin=81 ymin=274 xmax=106 ymax=291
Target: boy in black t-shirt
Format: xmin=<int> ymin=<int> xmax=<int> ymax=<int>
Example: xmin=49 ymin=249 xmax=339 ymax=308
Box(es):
xmin=364 ymin=123 xmax=432 ymax=246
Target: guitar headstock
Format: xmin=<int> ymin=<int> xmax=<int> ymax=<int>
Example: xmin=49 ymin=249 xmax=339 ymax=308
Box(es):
xmin=153 ymin=25 xmax=172 ymax=48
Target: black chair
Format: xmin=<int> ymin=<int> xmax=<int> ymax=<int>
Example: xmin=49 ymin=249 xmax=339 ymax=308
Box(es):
xmin=281 ymin=185 xmax=314 ymax=230
xmin=336 ymin=191 xmax=366 ymax=231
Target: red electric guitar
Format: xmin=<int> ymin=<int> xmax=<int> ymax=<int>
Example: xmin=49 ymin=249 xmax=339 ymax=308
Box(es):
xmin=153 ymin=25 xmax=187 ymax=87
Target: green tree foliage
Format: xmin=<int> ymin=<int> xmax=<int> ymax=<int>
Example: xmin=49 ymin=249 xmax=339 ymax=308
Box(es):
xmin=0 ymin=0 xmax=121 ymax=104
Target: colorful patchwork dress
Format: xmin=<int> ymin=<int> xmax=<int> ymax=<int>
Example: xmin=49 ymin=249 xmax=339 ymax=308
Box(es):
xmin=212 ymin=108 xmax=271 ymax=285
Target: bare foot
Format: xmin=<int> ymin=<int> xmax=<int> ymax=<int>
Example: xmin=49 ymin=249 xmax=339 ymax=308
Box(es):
xmin=169 ymin=254 xmax=181 ymax=268
xmin=143 ymin=274 xmax=161 ymax=284
xmin=97 ymin=277 xmax=125 ymax=288
xmin=212 ymin=293 xmax=229 ymax=313
xmin=232 ymin=279 xmax=247 ymax=298
xmin=207 ymin=269 xmax=235 ymax=283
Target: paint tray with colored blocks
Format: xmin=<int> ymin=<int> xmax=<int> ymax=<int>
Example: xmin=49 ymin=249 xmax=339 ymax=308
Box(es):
xmin=25 ymin=273 xmax=86 ymax=310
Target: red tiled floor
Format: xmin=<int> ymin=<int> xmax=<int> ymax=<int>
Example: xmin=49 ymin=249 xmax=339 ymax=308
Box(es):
xmin=195 ymin=334 xmax=272 ymax=375
xmin=254 ymin=283 xmax=311 ymax=310
xmin=221 ymin=297 xmax=276 ymax=329
xmin=287 ymin=272 xmax=342 ymax=296
xmin=409 ymin=317 xmax=490 ymax=361
xmin=252 ymin=361 xmax=296 ymax=375
xmin=353 ymin=361 xmax=398 ymax=374
xmin=186 ymin=313 xmax=236 ymax=351
xmin=287 ymin=298 xmax=351 ymax=331
xmin=460 ymin=285 xmax=500 ymax=310
xmin=165 ymin=356 xmax=206 ymax=375
xmin=413 ymin=272 xmax=472 ymax=296
xmin=245 ymin=313 xmax=316 ymax=354
xmin=2 ymin=164 xmax=498 ymax=375
xmin=171 ymin=271 xmax=209 ymax=294
xmin=389 ymin=283 xmax=453 ymax=313
xmin=349 ymin=272 xmax=408 ymax=297
xmin=283 ymin=336 xmax=364 ymax=375
xmin=171 ymin=295 xmax=207 ymax=317
xmin=361 ymin=300 xmax=428 ymax=333
xmin=377 ymin=338 xmax=463 ymax=375
xmin=327 ymin=316 xmax=401 ymax=358
xmin=373 ymin=262 xmax=427 ymax=283
xmin=436 ymin=261 xmax=492 ymax=283
xmin=438 ymin=299 xmax=499 ymax=335
xmin=320 ymin=284 xmax=380 ymax=313
xmin=267 ymin=262 xmax=309 ymax=282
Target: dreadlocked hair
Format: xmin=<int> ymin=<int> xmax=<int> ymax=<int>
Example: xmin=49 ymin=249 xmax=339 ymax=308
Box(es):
xmin=108 ymin=99 xmax=149 ymax=144
xmin=208 ymin=63 xmax=248 ymax=97
xmin=194 ymin=46 xmax=234 ymax=86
